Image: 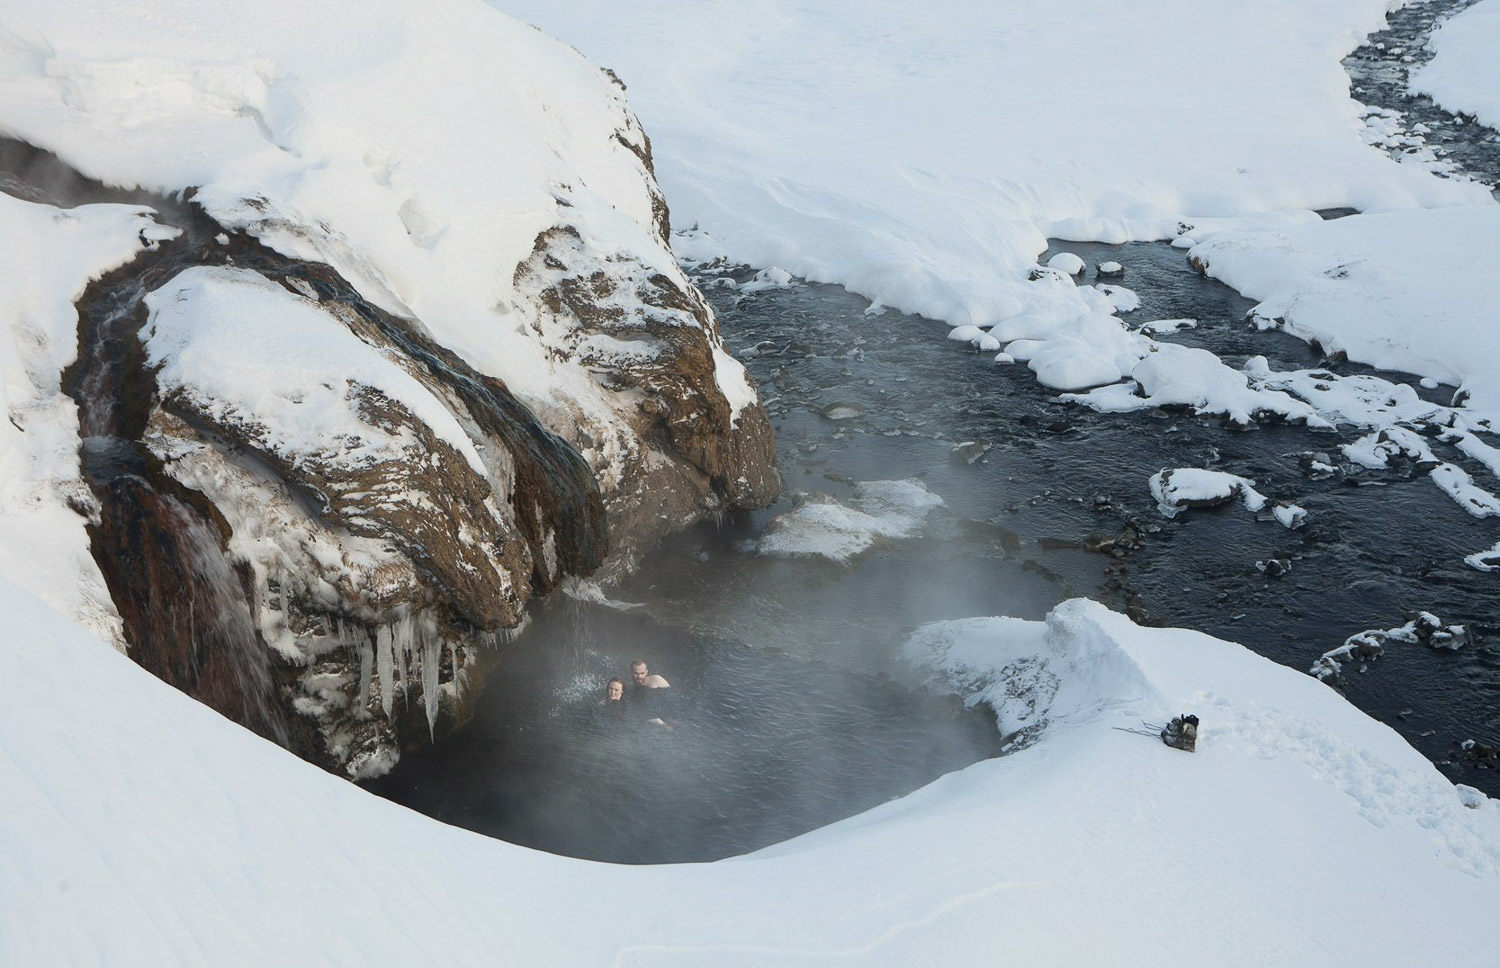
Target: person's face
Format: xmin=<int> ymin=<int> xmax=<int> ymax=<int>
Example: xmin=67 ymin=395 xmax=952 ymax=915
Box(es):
xmin=607 ymin=681 xmax=623 ymax=701
xmin=632 ymin=664 xmax=648 ymax=684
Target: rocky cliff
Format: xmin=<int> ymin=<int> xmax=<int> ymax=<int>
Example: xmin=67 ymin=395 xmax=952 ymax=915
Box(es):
xmin=0 ymin=0 xmax=778 ymax=776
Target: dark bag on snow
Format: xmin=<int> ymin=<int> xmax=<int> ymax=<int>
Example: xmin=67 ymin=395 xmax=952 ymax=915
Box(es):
xmin=1161 ymin=714 xmax=1199 ymax=752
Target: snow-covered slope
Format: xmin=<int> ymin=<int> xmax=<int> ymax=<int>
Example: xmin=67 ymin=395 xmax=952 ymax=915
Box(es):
xmin=498 ymin=0 xmax=1488 ymax=327
xmin=1412 ymin=0 xmax=1500 ymax=129
xmin=4 ymin=579 xmax=1496 ymax=966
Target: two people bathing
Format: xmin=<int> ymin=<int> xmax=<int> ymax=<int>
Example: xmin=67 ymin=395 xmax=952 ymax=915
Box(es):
xmin=601 ymin=659 xmax=671 ymax=728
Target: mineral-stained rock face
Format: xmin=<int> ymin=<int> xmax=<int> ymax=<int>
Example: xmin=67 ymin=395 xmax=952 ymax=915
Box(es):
xmin=515 ymin=224 xmax=780 ymax=570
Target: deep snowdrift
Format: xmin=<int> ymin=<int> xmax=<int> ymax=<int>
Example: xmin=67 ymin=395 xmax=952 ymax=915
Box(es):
xmin=4 ymin=580 xmax=1497 ymax=965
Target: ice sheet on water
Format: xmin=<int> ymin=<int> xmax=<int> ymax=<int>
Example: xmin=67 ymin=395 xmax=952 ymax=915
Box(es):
xmin=757 ymin=479 xmax=944 ymax=564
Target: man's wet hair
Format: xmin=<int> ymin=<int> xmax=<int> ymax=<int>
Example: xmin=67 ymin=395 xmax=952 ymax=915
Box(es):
xmin=631 ymin=659 xmax=647 ymax=671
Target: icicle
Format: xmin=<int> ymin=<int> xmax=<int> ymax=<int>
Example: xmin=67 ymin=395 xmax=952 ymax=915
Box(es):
xmin=422 ymin=626 xmax=441 ymax=741
xmin=395 ymin=612 xmax=415 ymax=709
xmin=355 ymin=634 xmax=374 ymax=718
xmin=376 ymin=625 xmax=394 ymax=720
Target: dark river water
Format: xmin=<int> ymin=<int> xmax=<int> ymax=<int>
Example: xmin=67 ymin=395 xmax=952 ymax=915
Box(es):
xmin=369 ymin=1 xmax=1500 ymax=858
xmin=372 ymin=238 xmax=1500 ymax=861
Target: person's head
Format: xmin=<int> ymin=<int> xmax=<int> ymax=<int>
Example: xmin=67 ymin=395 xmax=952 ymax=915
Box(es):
xmin=606 ymin=678 xmax=624 ymax=701
xmin=631 ymin=660 xmax=648 ymax=685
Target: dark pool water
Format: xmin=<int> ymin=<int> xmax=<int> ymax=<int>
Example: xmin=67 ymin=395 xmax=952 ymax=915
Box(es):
xmin=373 ymin=237 xmax=1498 ymax=864
xmin=365 ymin=602 xmax=999 ymax=864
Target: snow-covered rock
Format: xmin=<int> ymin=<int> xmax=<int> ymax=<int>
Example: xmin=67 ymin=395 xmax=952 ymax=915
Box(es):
xmin=0 ymin=0 xmax=779 ymax=774
xmin=1046 ymin=252 xmax=1086 ymax=275
xmin=1313 ymin=612 xmax=1471 ymax=680
xmin=1149 ymin=467 xmax=1267 ymax=518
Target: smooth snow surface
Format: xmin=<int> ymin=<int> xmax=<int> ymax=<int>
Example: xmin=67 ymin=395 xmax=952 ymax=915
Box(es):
xmin=4 ymin=581 xmax=1498 ymax=966
xmin=1411 ymin=0 xmax=1500 ymax=128
xmin=500 ymin=0 xmax=1486 ymax=333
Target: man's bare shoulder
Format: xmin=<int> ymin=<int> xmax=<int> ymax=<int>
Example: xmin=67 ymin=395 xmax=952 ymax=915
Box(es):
xmin=644 ymin=674 xmax=670 ymax=688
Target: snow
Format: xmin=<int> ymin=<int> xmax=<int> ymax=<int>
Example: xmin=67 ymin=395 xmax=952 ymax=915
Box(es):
xmin=1273 ymin=503 xmax=1309 ymax=529
xmin=1186 ymin=206 xmax=1500 ymax=423
xmin=1465 ymin=539 xmax=1500 ymax=571
xmin=501 ymin=0 xmax=1487 ymax=337
xmin=1138 ymin=317 xmax=1198 ymax=335
xmin=142 ymin=267 xmax=489 ymax=476
xmin=1046 ymin=252 xmax=1085 ymax=276
xmin=1411 ymin=0 xmax=1500 ymax=129
xmin=4 ymin=1 xmax=1500 ymax=963
xmin=1072 ymin=344 xmax=1320 ymax=427
xmin=1430 ymin=461 xmax=1500 ymax=518
xmin=0 ymin=191 xmax=165 ymax=645
xmin=7 ymin=579 xmax=1497 ymax=965
xmin=1149 ymin=467 xmax=1268 ymax=518
xmin=757 ymin=479 xmax=943 ymax=563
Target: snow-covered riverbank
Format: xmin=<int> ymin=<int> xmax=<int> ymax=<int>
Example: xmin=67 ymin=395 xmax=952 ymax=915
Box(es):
xmin=3 ymin=0 xmax=1500 ymax=962
xmin=500 ymin=0 xmax=1491 ymax=322
xmin=1412 ymin=0 xmax=1500 ymax=128
xmin=5 ymin=576 xmax=1498 ymax=965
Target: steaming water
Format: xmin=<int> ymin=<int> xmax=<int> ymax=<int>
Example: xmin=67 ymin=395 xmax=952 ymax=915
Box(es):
xmin=366 ymin=603 xmax=1000 ymax=864
xmin=372 ymin=10 xmax=1500 ymax=851
xmin=373 ymin=229 xmax=1498 ymax=861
